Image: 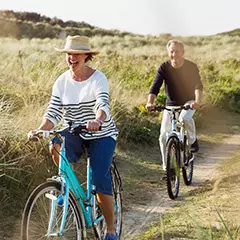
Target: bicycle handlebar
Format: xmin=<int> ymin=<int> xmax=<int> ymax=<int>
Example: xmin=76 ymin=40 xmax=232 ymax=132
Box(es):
xmin=152 ymin=105 xmax=191 ymax=112
xmin=29 ymin=127 xmax=70 ymax=141
xmin=29 ymin=123 xmax=101 ymax=141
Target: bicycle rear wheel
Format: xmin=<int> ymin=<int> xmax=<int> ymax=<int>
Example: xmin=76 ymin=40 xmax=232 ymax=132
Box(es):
xmin=111 ymin=160 xmax=123 ymax=237
xmin=21 ymin=181 xmax=85 ymax=240
xmin=182 ymin=135 xmax=194 ymax=185
xmin=93 ymin=160 xmax=123 ymax=239
xmin=166 ymin=137 xmax=180 ymax=200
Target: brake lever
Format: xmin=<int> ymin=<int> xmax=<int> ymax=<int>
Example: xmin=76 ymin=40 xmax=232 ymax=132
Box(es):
xmin=151 ymin=106 xmax=164 ymax=112
xmin=183 ymin=105 xmax=191 ymax=110
xmin=70 ymin=125 xmax=101 ymax=135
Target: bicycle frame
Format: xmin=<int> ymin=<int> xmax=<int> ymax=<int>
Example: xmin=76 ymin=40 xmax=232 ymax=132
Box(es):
xmin=166 ymin=107 xmax=185 ymax=143
xmin=47 ymin=135 xmax=104 ymax=237
xmin=164 ymin=105 xmax=195 ymax=168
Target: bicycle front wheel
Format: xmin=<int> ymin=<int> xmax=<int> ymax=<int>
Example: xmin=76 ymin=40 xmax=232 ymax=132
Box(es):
xmin=166 ymin=137 xmax=180 ymax=200
xmin=21 ymin=181 xmax=85 ymax=240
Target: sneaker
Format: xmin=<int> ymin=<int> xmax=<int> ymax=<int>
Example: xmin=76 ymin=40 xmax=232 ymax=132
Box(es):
xmin=190 ymin=139 xmax=199 ymax=153
xmin=104 ymin=233 xmax=118 ymax=240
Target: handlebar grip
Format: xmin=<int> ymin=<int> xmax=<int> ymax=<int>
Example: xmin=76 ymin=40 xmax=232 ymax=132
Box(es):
xmin=70 ymin=125 xmax=101 ymax=135
xmin=28 ymin=130 xmax=49 ymax=141
xmin=28 ymin=134 xmax=39 ymax=142
xmin=183 ymin=105 xmax=191 ymax=110
xmin=70 ymin=125 xmax=86 ymax=135
xmin=151 ymin=106 xmax=164 ymax=112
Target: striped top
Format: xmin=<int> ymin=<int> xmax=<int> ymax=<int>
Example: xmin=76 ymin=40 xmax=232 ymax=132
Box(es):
xmin=44 ymin=69 xmax=118 ymax=140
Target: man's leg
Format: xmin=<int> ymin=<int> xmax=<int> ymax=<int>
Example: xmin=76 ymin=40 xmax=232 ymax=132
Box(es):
xmin=179 ymin=101 xmax=197 ymax=148
xmin=159 ymin=109 xmax=172 ymax=171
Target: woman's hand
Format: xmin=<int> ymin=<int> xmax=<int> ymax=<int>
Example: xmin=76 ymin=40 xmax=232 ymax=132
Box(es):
xmin=27 ymin=129 xmax=39 ymax=141
xmin=86 ymin=120 xmax=102 ymax=132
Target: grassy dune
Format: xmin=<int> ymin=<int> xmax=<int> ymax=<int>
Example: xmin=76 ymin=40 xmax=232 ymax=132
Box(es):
xmin=0 ymin=34 xmax=240 ymax=239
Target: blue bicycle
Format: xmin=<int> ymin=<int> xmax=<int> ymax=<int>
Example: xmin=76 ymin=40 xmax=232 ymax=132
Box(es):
xmin=21 ymin=125 xmax=123 ymax=240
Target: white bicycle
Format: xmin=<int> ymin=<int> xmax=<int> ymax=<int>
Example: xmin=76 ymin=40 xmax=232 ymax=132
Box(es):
xmin=154 ymin=105 xmax=194 ymax=199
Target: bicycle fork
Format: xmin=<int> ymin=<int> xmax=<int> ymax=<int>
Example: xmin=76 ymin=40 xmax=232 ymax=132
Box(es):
xmin=45 ymin=138 xmax=72 ymax=236
xmin=45 ymin=177 xmax=70 ymax=237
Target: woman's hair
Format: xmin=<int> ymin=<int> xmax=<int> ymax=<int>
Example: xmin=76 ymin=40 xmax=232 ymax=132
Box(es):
xmin=85 ymin=54 xmax=93 ymax=62
xmin=166 ymin=39 xmax=184 ymax=50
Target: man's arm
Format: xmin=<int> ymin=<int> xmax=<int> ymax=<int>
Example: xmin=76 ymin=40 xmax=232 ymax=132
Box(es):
xmin=145 ymin=64 xmax=165 ymax=111
xmin=191 ymin=89 xmax=203 ymax=110
xmin=145 ymin=93 xmax=157 ymax=111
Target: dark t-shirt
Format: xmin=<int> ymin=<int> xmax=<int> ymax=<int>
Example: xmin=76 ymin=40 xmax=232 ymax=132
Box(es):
xmin=149 ymin=60 xmax=203 ymax=106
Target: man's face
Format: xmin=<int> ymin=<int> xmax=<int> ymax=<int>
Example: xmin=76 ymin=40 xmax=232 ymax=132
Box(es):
xmin=66 ymin=53 xmax=88 ymax=71
xmin=167 ymin=43 xmax=184 ymax=65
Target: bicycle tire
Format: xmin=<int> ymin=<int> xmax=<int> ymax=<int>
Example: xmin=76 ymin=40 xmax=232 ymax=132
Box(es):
xmin=166 ymin=136 xmax=180 ymax=200
xmin=111 ymin=161 xmax=123 ymax=238
xmin=182 ymin=135 xmax=194 ymax=185
xmin=21 ymin=181 xmax=85 ymax=240
xmin=93 ymin=160 xmax=123 ymax=239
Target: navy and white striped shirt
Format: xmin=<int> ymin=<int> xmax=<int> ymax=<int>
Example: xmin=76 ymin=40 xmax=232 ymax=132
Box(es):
xmin=44 ymin=69 xmax=118 ymax=140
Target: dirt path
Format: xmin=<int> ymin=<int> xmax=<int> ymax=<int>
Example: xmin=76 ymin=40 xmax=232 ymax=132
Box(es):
xmin=4 ymin=133 xmax=240 ymax=240
xmin=121 ymin=132 xmax=240 ymax=239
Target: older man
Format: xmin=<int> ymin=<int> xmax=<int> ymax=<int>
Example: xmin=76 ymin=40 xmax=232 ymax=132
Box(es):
xmin=146 ymin=39 xmax=203 ymax=178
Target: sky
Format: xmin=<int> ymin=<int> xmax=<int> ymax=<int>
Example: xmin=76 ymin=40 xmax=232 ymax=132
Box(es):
xmin=1 ymin=0 xmax=239 ymax=36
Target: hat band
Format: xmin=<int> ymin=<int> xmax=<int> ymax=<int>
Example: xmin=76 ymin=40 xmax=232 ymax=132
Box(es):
xmin=64 ymin=42 xmax=90 ymax=51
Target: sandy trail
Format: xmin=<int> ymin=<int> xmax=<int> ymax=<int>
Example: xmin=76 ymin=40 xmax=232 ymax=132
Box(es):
xmin=4 ymin=133 xmax=240 ymax=240
xmin=121 ymin=132 xmax=240 ymax=239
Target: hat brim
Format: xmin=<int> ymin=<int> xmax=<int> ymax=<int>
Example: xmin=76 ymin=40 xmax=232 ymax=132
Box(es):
xmin=55 ymin=48 xmax=99 ymax=55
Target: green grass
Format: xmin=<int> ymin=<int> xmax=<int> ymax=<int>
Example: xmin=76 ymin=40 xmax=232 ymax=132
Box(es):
xmin=0 ymin=34 xmax=240 ymax=239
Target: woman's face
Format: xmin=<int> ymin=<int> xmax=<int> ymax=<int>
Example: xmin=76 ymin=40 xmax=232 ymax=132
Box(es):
xmin=66 ymin=53 xmax=88 ymax=72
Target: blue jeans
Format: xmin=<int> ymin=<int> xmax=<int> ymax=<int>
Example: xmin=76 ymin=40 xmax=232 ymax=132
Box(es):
xmin=52 ymin=131 xmax=116 ymax=196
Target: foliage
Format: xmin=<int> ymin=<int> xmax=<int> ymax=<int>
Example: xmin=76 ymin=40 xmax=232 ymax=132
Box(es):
xmin=0 ymin=28 xmax=240 ymax=238
xmin=113 ymin=102 xmax=160 ymax=144
xmin=0 ymin=10 xmax=135 ymax=39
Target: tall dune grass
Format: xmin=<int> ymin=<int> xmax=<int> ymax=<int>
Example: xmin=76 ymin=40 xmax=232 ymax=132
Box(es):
xmin=0 ymin=35 xmax=239 ymax=138
xmin=0 ymin=35 xmax=239 ymax=235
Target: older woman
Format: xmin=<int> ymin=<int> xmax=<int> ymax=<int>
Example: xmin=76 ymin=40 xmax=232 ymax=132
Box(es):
xmin=28 ymin=35 xmax=118 ymax=240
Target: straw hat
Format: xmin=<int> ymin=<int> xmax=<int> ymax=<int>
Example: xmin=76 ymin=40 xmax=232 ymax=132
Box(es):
xmin=55 ymin=35 xmax=99 ymax=55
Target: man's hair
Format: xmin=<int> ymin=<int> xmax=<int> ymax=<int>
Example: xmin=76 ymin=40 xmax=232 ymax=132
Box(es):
xmin=166 ymin=39 xmax=184 ymax=50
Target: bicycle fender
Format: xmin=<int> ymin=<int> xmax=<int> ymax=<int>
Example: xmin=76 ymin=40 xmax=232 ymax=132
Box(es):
xmin=47 ymin=176 xmax=65 ymax=184
xmin=166 ymin=131 xmax=181 ymax=140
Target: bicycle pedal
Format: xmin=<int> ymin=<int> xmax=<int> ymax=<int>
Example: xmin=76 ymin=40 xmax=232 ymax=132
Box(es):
xmin=56 ymin=194 xmax=64 ymax=206
xmin=188 ymin=155 xmax=195 ymax=163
